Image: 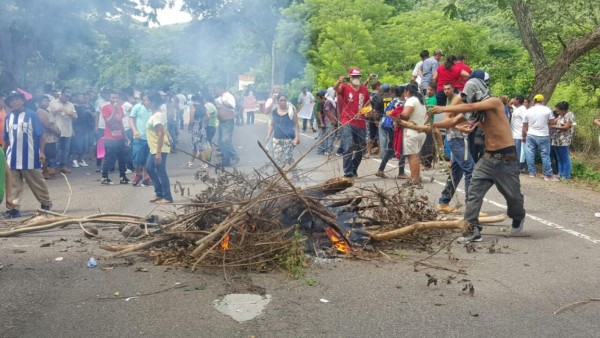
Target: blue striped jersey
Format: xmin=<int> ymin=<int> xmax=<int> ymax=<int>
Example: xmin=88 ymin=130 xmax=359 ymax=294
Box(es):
xmin=4 ymin=109 xmax=44 ymax=170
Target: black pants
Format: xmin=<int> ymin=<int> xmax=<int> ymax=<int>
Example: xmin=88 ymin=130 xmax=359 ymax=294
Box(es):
xmin=102 ymin=139 xmax=127 ymax=178
xmin=419 ymin=132 xmax=435 ymax=168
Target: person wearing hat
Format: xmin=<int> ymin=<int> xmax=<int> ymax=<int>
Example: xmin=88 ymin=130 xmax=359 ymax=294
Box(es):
xmin=3 ymin=91 xmax=52 ymax=218
xmin=427 ymin=75 xmax=526 ymax=243
xmin=334 ymin=68 xmax=372 ymax=178
xmin=522 ymin=93 xmax=556 ymax=181
xmin=421 ymin=49 xmax=444 ymax=96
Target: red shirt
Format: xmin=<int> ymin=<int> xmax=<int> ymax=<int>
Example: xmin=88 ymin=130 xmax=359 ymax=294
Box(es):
xmin=455 ymin=62 xmax=472 ymax=91
xmin=338 ymin=84 xmax=370 ymax=128
xmin=436 ymin=65 xmax=463 ymax=91
xmin=101 ymin=104 xmax=125 ymax=141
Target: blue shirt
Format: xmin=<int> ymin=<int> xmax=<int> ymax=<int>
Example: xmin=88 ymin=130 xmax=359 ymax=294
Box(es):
xmin=4 ymin=109 xmax=44 ymax=170
xmin=421 ymin=57 xmax=440 ymax=88
xmin=129 ymin=103 xmax=152 ymax=140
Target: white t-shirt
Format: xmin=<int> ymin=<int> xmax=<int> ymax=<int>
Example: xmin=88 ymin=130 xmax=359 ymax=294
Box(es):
xmin=404 ymin=96 xmax=427 ymax=137
xmin=298 ymin=92 xmax=314 ymax=106
xmin=510 ymin=105 xmax=527 ymax=139
xmin=121 ymin=101 xmax=133 ymax=130
xmin=215 ymin=92 xmax=236 ymax=111
xmin=412 ymin=61 xmax=423 ymax=87
xmin=524 ymin=104 xmax=552 ymax=137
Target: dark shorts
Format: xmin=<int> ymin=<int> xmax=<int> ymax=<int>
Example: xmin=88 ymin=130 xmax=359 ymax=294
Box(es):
xmin=367 ymin=121 xmax=378 ymax=141
xmin=132 ymin=139 xmax=150 ymax=167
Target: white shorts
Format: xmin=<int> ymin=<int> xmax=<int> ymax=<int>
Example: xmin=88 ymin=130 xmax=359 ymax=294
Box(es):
xmin=403 ymin=131 xmax=426 ymax=155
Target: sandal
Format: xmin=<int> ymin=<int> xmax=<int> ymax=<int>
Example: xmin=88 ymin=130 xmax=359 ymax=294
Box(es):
xmin=375 ymin=171 xmax=386 ymax=178
xmin=154 ymin=198 xmax=172 ymax=205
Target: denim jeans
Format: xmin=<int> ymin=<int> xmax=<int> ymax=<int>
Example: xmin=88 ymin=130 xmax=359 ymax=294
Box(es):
xmin=57 ymin=136 xmax=71 ymax=168
xmin=102 ymin=139 xmax=127 ymax=178
xmin=465 ymin=155 xmax=525 ymax=229
xmin=526 ymin=135 xmax=552 ymax=176
xmin=514 ymin=138 xmax=527 ymax=172
xmin=550 ymin=145 xmax=559 ymax=175
xmin=554 ymin=145 xmax=571 ymax=179
xmin=246 ymin=111 xmax=255 ymax=125
xmin=340 ymin=125 xmax=366 ymax=177
xmin=146 ymin=152 xmax=173 ymax=202
xmin=167 ymin=120 xmax=178 ymax=148
xmin=302 ymin=117 xmax=314 ymax=131
xmin=218 ymin=119 xmax=238 ymax=166
xmin=439 ymin=137 xmax=474 ymax=204
xmin=317 ymin=124 xmax=334 ymax=154
xmin=378 ymin=126 xmax=395 ymax=171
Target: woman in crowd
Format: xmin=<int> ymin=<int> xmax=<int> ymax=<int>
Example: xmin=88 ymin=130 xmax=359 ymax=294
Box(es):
xmin=433 ymin=55 xmax=469 ymax=106
xmin=187 ymin=94 xmax=211 ymax=169
xmin=265 ymin=93 xmax=299 ymax=167
xmin=399 ymin=83 xmax=427 ymax=185
xmin=145 ymin=92 xmax=173 ymax=204
xmin=550 ymin=101 xmax=575 ymax=180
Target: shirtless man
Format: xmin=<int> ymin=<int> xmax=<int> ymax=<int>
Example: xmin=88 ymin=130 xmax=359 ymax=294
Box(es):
xmin=428 ymin=72 xmax=526 ymax=243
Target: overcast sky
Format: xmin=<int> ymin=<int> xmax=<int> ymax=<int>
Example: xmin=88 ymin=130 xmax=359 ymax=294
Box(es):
xmin=155 ymin=0 xmax=192 ymax=26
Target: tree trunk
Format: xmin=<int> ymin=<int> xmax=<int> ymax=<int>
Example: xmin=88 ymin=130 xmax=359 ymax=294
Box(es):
xmin=511 ymin=0 xmax=600 ymax=102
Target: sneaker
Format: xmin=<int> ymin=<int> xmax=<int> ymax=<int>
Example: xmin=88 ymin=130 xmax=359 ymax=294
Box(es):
xmin=101 ymin=177 xmax=113 ymax=185
xmin=335 ymin=152 xmax=343 ymax=157
xmin=375 ymin=171 xmax=386 ymax=178
xmin=511 ymin=218 xmax=525 ymax=234
xmin=457 ymin=226 xmax=482 ymax=244
xmin=60 ymin=167 xmax=71 ymax=174
xmin=120 ymin=176 xmax=131 ymax=185
xmin=186 ymin=162 xmax=194 ymax=169
xmin=231 ymin=157 xmax=240 ymax=166
xmin=3 ymin=209 xmax=22 ymax=219
xmin=323 ymin=152 xmax=330 ymax=156
xmin=437 ymin=204 xmax=458 ymax=214
xmin=141 ymin=178 xmax=153 ymax=187
xmin=132 ymin=175 xmax=143 ymax=186
xmin=41 ymin=203 xmax=52 ymax=211
xmin=72 ymin=160 xmax=80 ymax=168
xmin=396 ymin=174 xmax=410 ymax=180
xmin=125 ymin=169 xmax=133 ymax=174
xmin=149 ymin=196 xmax=161 ymax=203
xmin=96 ymin=167 xmax=101 ymax=173
xmin=78 ymin=160 xmax=88 ymax=167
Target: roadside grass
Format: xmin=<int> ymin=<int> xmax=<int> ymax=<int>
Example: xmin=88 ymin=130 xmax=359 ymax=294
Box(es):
xmin=570 ymin=152 xmax=600 ymax=191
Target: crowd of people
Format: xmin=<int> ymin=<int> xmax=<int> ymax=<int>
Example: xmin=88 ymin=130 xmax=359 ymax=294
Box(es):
xmin=0 ymin=49 xmax=586 ymax=243
xmin=0 ymin=85 xmax=259 ymax=217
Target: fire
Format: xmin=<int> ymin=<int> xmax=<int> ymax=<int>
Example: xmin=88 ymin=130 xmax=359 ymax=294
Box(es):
xmin=221 ymin=233 xmax=230 ymax=251
xmin=325 ymin=227 xmax=350 ymax=254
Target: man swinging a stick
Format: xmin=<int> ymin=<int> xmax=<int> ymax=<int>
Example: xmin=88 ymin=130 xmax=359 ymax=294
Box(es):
xmin=425 ymin=71 xmax=526 ymax=243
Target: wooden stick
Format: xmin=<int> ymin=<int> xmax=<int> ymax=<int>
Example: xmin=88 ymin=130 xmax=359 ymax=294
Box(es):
xmin=367 ymin=220 xmax=469 ymax=241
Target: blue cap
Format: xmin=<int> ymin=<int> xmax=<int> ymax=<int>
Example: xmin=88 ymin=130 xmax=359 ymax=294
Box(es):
xmin=317 ymin=90 xmax=327 ymax=97
xmin=470 ymin=69 xmax=485 ymax=80
xmin=382 ymin=83 xmax=391 ymax=90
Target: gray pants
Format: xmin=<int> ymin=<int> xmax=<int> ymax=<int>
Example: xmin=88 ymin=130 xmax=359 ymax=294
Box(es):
xmin=464 ymin=155 xmax=525 ymax=229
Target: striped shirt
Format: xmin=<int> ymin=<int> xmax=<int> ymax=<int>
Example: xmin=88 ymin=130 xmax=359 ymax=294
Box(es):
xmin=4 ymin=109 xmax=44 ymax=170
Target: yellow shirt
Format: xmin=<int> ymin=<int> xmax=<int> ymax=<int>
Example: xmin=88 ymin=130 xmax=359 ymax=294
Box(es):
xmin=146 ymin=112 xmax=170 ymax=155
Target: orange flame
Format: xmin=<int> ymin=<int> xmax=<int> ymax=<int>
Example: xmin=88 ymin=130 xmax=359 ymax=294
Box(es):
xmin=221 ymin=233 xmax=230 ymax=251
xmin=325 ymin=227 xmax=350 ymax=254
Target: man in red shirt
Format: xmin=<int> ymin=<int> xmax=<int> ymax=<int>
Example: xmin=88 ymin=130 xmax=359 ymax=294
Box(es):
xmin=100 ymin=90 xmax=130 ymax=185
xmin=333 ymin=68 xmax=371 ymax=178
xmin=455 ymin=55 xmax=472 ymax=91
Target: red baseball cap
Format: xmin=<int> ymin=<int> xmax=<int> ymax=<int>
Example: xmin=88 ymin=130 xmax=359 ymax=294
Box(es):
xmin=348 ymin=68 xmax=362 ymax=76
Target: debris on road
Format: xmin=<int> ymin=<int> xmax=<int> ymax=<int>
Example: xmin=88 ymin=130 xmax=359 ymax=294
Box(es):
xmin=213 ymin=294 xmax=271 ymax=322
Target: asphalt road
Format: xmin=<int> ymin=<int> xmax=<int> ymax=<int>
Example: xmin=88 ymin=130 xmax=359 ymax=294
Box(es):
xmin=1 ymin=114 xmax=599 ymax=338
